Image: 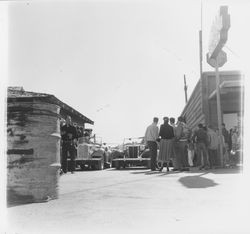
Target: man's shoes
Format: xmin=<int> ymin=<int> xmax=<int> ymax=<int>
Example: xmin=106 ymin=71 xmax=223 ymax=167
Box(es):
xmin=71 ymin=171 xmax=75 ymax=174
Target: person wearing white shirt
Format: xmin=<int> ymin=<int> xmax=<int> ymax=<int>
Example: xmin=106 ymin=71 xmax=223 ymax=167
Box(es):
xmin=144 ymin=117 xmax=159 ymax=171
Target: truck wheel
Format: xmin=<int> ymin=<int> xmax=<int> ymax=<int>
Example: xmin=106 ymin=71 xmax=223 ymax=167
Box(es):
xmin=80 ymin=164 xmax=86 ymax=170
xmin=97 ymin=159 xmax=104 ymax=170
xmin=111 ymin=161 xmax=116 ymax=168
xmin=115 ymin=161 xmax=120 ymax=170
xmin=104 ymin=162 xmax=111 ymax=169
xmin=146 ymin=160 xmax=151 ymax=169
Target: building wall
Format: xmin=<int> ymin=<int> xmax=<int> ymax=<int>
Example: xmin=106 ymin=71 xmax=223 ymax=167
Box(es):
xmin=181 ymin=71 xmax=243 ymax=131
xmin=181 ymin=80 xmax=205 ymax=130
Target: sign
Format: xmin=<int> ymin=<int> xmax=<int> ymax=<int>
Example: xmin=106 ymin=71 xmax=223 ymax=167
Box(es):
xmin=206 ymin=50 xmax=227 ymax=68
xmin=208 ymin=6 xmax=230 ymax=59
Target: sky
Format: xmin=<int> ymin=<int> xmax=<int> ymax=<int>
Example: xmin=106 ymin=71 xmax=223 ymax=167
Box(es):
xmin=4 ymin=0 xmax=250 ymax=144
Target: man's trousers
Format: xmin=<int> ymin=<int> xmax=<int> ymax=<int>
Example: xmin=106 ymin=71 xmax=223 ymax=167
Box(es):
xmin=147 ymin=141 xmax=157 ymax=170
xmin=61 ymin=142 xmax=76 ymax=173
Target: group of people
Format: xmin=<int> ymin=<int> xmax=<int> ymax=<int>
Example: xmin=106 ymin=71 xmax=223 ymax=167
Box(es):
xmin=60 ymin=115 xmax=241 ymax=174
xmin=144 ymin=116 xmax=242 ymax=172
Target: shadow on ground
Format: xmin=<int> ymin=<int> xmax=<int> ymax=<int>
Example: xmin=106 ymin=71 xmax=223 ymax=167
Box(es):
xmin=178 ymin=175 xmax=218 ymax=189
xmin=108 ymin=167 xmax=149 ymax=172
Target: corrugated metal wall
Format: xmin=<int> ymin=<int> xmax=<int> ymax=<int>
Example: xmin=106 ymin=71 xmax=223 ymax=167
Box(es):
xmin=181 ymin=71 xmax=243 ymax=131
xmin=181 ymin=80 xmax=205 ymax=130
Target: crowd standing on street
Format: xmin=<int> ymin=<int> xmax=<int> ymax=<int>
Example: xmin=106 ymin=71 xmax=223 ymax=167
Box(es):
xmin=59 ymin=115 xmax=242 ymax=174
xmin=144 ymin=116 xmax=242 ymax=172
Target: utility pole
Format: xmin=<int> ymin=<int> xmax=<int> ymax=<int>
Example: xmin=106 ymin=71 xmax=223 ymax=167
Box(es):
xmin=199 ymin=1 xmax=205 ymax=124
xmin=184 ymin=74 xmax=188 ymax=104
xmin=199 ymin=1 xmax=203 ymax=78
xmin=207 ymin=6 xmax=230 ymax=167
xmin=199 ymin=30 xmax=203 ymax=79
xmin=215 ymin=57 xmax=224 ymax=166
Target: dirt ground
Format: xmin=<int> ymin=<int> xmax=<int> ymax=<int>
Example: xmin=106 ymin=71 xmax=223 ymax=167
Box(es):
xmin=5 ymin=166 xmax=250 ymax=234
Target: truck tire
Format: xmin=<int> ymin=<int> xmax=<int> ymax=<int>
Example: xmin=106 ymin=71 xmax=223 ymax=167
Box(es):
xmin=80 ymin=164 xmax=86 ymax=170
xmin=104 ymin=162 xmax=111 ymax=168
xmin=97 ymin=159 xmax=104 ymax=170
xmin=111 ymin=160 xmax=116 ymax=168
xmin=115 ymin=161 xmax=120 ymax=170
xmin=146 ymin=160 xmax=151 ymax=169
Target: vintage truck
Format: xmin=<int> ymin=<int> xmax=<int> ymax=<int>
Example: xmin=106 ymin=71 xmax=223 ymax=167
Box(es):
xmin=111 ymin=137 xmax=151 ymax=169
xmin=75 ymin=141 xmax=108 ymax=170
xmin=74 ymin=133 xmax=111 ymax=170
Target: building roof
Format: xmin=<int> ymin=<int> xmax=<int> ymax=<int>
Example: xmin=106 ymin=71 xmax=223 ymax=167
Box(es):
xmin=7 ymin=87 xmax=94 ymax=125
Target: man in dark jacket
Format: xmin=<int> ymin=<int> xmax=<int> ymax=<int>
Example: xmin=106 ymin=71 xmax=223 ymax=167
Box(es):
xmin=61 ymin=116 xmax=78 ymax=174
xmin=192 ymin=123 xmax=210 ymax=170
xmin=158 ymin=117 xmax=175 ymax=171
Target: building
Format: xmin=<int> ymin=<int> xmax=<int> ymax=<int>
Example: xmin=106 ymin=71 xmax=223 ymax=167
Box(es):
xmin=181 ymin=70 xmax=244 ymax=132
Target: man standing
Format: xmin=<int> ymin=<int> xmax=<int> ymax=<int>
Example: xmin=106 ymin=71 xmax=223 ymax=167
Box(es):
xmin=222 ymin=123 xmax=230 ymax=166
xmin=207 ymin=126 xmax=219 ymax=169
xmin=174 ymin=116 xmax=191 ymax=171
xmin=158 ymin=117 xmax=175 ymax=172
xmin=170 ymin=117 xmax=177 ymax=169
xmin=192 ymin=123 xmax=210 ymax=170
xmin=169 ymin=117 xmax=176 ymax=134
xmin=222 ymin=123 xmax=230 ymax=146
xmin=144 ymin=117 xmax=159 ymax=171
xmin=61 ymin=116 xmax=78 ymax=174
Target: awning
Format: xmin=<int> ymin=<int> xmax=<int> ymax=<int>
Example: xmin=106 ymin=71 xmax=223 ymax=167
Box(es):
xmin=7 ymin=87 xmax=94 ymax=125
xmin=208 ymin=80 xmax=243 ymax=100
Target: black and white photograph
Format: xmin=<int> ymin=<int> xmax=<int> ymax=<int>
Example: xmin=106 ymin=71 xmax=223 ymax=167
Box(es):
xmin=0 ymin=0 xmax=250 ymax=233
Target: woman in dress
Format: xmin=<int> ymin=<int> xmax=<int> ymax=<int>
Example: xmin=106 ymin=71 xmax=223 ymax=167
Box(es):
xmin=158 ymin=117 xmax=175 ymax=172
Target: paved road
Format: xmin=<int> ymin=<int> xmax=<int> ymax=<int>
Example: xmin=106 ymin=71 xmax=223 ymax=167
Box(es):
xmin=5 ymin=167 xmax=250 ymax=234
